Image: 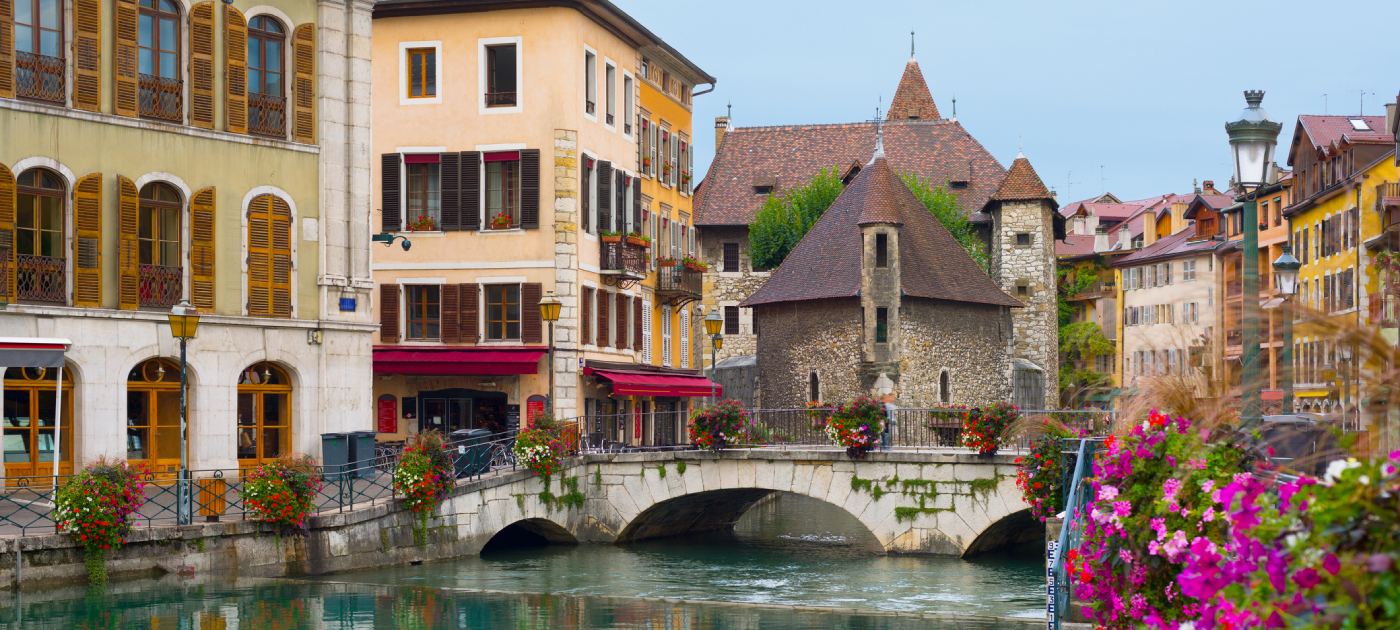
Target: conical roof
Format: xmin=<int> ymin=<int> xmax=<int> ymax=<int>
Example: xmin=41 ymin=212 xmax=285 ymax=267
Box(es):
xmin=991 ymin=155 xmax=1053 ymax=201
xmin=887 ymin=59 xmax=942 ymax=121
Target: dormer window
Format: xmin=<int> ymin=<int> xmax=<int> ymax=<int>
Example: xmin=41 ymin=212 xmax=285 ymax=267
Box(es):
xmin=753 ymin=185 xmax=773 ymax=195
xmin=949 ymin=180 xmax=969 ymax=190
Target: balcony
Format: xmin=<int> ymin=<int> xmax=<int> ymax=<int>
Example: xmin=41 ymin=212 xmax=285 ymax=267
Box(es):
xmin=657 ymin=264 xmax=703 ymax=306
xmin=600 ymin=239 xmax=646 ymax=288
xmin=139 ymin=264 xmax=183 ymax=308
xmin=1379 ymin=183 xmax=1400 ymax=212
xmin=1226 ymin=329 xmax=1242 ymax=349
xmin=16 ymin=254 xmax=65 ymax=304
xmin=16 ymin=51 xmax=64 ymax=104
xmin=248 ymin=92 xmax=286 ymax=138
xmin=485 ymin=91 xmax=517 ymax=107
xmin=139 ymin=74 xmax=183 ymax=123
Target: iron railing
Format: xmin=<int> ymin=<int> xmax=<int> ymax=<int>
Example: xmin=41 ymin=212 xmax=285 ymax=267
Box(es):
xmin=601 ymin=240 xmax=647 ymax=277
xmin=657 ymin=265 xmax=702 ymax=302
xmin=485 ymin=91 xmax=517 ymax=107
xmin=16 ymin=51 xmax=65 ymax=104
xmin=139 ymin=74 xmax=183 ymax=122
xmin=248 ymin=91 xmax=286 ymax=138
xmin=1051 ymin=437 xmax=1101 ymax=629
xmin=16 ymin=254 xmax=65 ymax=304
xmin=139 ymin=263 xmax=182 ymax=308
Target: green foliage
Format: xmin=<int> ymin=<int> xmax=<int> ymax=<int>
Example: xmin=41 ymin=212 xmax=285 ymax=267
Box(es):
xmin=1061 ymin=320 xmax=1114 ymax=363
xmin=1056 ymin=262 xmax=1113 ymax=403
xmin=657 ymin=465 xmax=667 ymax=479
xmin=539 ymin=475 xmax=584 ymax=511
xmin=901 ymin=173 xmax=989 ymax=271
xmin=675 ymin=460 xmax=687 ymax=475
xmin=54 ymin=458 xmax=148 ymax=584
xmin=748 ymin=167 xmax=845 ymax=270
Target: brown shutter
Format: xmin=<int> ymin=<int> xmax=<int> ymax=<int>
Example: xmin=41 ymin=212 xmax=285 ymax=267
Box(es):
xmin=597 ymin=290 xmax=609 ymax=348
xmin=598 ymin=161 xmax=612 ymax=232
xmin=0 ymin=164 xmax=14 ymax=301
xmin=113 ymin=0 xmax=138 ymax=116
xmin=581 ymin=286 xmax=592 ymax=345
xmin=0 ymin=0 xmax=12 ymax=98
xmin=440 ymin=283 xmax=461 ymax=343
xmin=522 ymin=283 xmax=543 ymax=344
xmin=519 ymin=149 xmax=540 ymax=229
xmin=633 ymin=297 xmax=643 ymax=352
xmin=224 ymin=5 xmax=248 ymax=133
xmin=291 ymin=23 xmax=316 ymax=143
xmin=379 ymin=284 xmax=399 ymax=342
xmin=246 ymin=195 xmax=272 ymax=314
xmin=462 ymin=151 xmax=481 ymax=231
xmin=72 ymin=173 xmax=104 ymax=307
xmin=72 ymin=0 xmax=103 ymax=111
xmin=117 ymin=176 xmax=139 ymax=309
xmin=440 ymin=152 xmax=461 ymax=231
xmin=380 ymin=153 xmax=401 ymax=231
xmin=632 ymin=176 xmax=641 ymax=232
xmin=189 ymin=187 xmax=216 ymax=310
xmin=581 ymin=158 xmax=591 ymax=233
xmin=270 ymin=196 xmax=293 ymax=317
xmin=188 ymin=3 xmax=215 ymax=128
xmin=614 ymin=293 xmax=626 ymax=350
xmin=459 ymin=283 xmax=479 ymax=343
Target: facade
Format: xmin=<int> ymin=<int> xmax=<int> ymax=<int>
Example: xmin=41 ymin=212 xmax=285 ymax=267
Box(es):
xmin=369 ymin=0 xmax=714 ymax=447
xmin=0 ymin=0 xmax=375 ymax=477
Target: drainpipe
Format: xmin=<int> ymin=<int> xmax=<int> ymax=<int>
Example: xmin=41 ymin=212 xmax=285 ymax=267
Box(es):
xmin=1353 ymin=184 xmax=1363 ymax=427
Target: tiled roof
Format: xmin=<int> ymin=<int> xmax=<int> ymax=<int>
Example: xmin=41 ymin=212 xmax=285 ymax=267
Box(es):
xmin=1056 ymin=234 xmax=1098 ymax=258
xmin=990 ymin=155 xmax=1052 ymax=201
xmin=695 ymin=120 xmax=1005 ymax=226
xmin=1297 ymin=115 xmax=1391 ymax=149
xmin=1113 ymin=229 xmax=1224 ymax=267
xmin=887 ymin=58 xmax=942 ymax=121
xmin=741 ymin=156 xmax=1020 ymax=308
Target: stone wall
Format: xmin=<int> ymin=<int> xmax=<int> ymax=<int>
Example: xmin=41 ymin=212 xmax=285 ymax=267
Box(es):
xmin=899 ymin=299 xmax=1013 ymax=407
xmin=700 ymin=226 xmax=768 ymax=362
xmin=993 ymin=199 xmax=1060 ymax=407
xmin=754 ymin=299 xmax=865 ymax=407
xmin=552 ymin=129 xmax=581 ymax=420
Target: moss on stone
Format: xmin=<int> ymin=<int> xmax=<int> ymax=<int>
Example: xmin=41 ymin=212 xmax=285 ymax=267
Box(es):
xmin=657 ymin=465 xmax=667 ymax=479
xmin=675 ymin=461 xmax=687 ymax=475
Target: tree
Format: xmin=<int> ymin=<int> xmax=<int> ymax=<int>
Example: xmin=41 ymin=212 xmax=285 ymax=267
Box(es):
xmin=749 ymin=167 xmax=845 ymax=270
xmin=901 ymin=174 xmax=989 ymax=271
xmin=1057 ymin=262 xmax=1114 ymax=405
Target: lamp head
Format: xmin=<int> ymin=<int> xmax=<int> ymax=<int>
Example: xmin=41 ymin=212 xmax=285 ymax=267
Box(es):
xmin=1225 ymin=90 xmax=1283 ymax=190
xmin=1272 ymin=245 xmax=1302 ymax=296
xmin=538 ymin=290 xmax=562 ymax=323
xmin=167 ymin=300 xmax=201 ymax=340
xmin=704 ymin=309 xmax=723 ymax=336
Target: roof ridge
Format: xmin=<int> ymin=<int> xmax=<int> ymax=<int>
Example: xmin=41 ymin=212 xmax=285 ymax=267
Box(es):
xmin=729 ymin=119 xmax=959 ymax=133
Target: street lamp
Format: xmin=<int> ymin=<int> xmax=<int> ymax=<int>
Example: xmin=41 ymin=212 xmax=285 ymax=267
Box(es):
xmin=1225 ymin=89 xmax=1283 ymax=429
xmin=371 ymin=232 xmax=412 ymax=251
xmin=167 ymin=300 xmax=200 ymax=526
xmin=704 ymin=310 xmax=724 ymax=402
xmin=538 ymin=291 xmax=562 ymax=420
xmin=1273 ymin=246 xmax=1301 ymax=413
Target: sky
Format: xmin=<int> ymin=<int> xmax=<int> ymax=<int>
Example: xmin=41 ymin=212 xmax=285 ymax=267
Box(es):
xmin=613 ymin=0 xmax=1399 ymax=203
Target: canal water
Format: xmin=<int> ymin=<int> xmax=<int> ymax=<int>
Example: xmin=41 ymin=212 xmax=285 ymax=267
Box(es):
xmin=0 ymin=494 xmax=1044 ymax=628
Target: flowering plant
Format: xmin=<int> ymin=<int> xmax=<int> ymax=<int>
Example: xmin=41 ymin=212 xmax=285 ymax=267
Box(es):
xmin=393 ymin=431 xmax=455 ymax=545
xmin=1014 ymin=421 xmax=1073 ymax=522
xmin=406 ymin=213 xmax=437 ymax=231
xmin=688 ymin=400 xmax=748 ymax=450
xmin=53 ymin=458 xmax=147 ymax=584
xmin=241 ymin=454 xmax=323 ymax=533
xmin=961 ymin=402 xmax=1017 ymax=454
xmin=489 ymin=212 xmax=514 ymax=230
xmin=681 ymin=256 xmax=707 ymax=272
xmin=824 ymin=396 xmax=884 ymax=458
xmin=514 ymin=415 xmax=569 ymax=477
xmin=804 ymin=401 xmax=832 ymax=429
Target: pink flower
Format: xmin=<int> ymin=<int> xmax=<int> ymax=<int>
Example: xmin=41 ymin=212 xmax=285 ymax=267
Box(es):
xmin=1293 ymin=567 xmax=1320 ymax=589
xmin=1323 ymin=553 xmax=1340 ymax=576
xmin=1097 ymin=485 xmax=1119 ymax=501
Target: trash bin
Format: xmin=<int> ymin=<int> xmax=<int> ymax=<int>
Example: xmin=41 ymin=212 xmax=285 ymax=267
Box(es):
xmin=451 ymin=428 xmax=495 ymax=478
xmin=348 ymin=430 xmax=378 ymax=479
xmin=321 ymin=432 xmax=349 ymax=479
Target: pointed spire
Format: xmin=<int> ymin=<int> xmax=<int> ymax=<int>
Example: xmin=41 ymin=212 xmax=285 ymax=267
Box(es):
xmin=910 ymin=30 xmax=915 ymax=59
xmin=869 ymin=101 xmax=885 ymax=165
xmin=991 ymin=154 xmax=1053 ymax=202
xmin=887 ymin=56 xmax=941 ymax=121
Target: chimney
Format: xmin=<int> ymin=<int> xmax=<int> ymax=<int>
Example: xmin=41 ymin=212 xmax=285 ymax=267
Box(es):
xmin=715 ymin=116 xmax=731 ymax=150
xmin=1118 ymin=225 xmax=1131 ymax=250
xmin=1202 ymin=180 xmax=1219 ymax=195
xmin=1094 ymin=225 xmax=1109 ymax=253
xmin=1387 ymin=101 xmax=1397 ymax=138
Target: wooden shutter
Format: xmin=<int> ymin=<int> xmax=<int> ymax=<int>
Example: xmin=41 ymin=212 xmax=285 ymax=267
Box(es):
xmin=459 ymin=283 xmax=479 ymax=343
xmin=520 ymin=149 xmax=540 ymax=229
xmin=440 ymin=152 xmax=461 ymax=231
xmin=270 ymin=196 xmax=293 ymax=316
xmin=462 ymin=151 xmax=481 ymax=230
xmin=633 ymin=297 xmax=642 ymax=352
xmin=72 ymin=0 xmax=103 ymax=111
xmin=379 ymin=284 xmax=399 ymax=342
xmin=580 ymin=158 xmax=591 ymax=233
xmin=440 ymin=283 xmax=461 ymax=343
xmin=187 ymin=3 xmax=215 ymax=127
xmin=291 ymin=23 xmax=316 ymax=143
xmin=0 ymin=164 xmax=14 ymax=301
xmin=597 ymin=290 xmax=609 ymax=348
xmin=189 ymin=187 xmax=216 ymax=310
xmin=615 ymin=172 xmax=626 ymax=232
xmin=247 ymin=194 xmax=292 ymax=317
xmin=380 ymin=153 xmax=401 ymax=231
xmin=522 ymin=282 xmax=543 ymax=344
xmin=112 ymin=0 xmax=138 ymax=116
xmin=0 ymin=0 xmax=12 ymax=98
xmin=615 ymin=293 xmax=627 ymax=350
xmin=581 ymin=286 xmax=592 ymax=345
xmin=116 ymin=176 xmax=139 ymax=309
xmin=72 ymin=173 xmax=104 ymax=307
xmin=598 ymin=161 xmax=612 ymax=233
xmin=224 ymin=5 xmax=248 ymax=133
xmin=632 ymin=177 xmax=641 ymax=233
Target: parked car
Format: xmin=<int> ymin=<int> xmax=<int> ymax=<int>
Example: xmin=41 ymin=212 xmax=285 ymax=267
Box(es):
xmin=1259 ymin=414 xmax=1340 ymax=476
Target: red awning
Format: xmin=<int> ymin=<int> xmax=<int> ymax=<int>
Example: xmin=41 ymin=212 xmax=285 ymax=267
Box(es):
xmin=374 ymin=346 xmax=547 ymax=376
xmin=586 ymin=368 xmax=722 ymax=398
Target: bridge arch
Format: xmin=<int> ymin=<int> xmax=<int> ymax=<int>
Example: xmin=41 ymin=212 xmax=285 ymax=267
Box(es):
xmin=482 ymin=517 xmax=578 ymax=554
xmin=617 ymin=489 xmax=882 ymax=549
xmin=962 ymin=508 xmax=1043 ymax=557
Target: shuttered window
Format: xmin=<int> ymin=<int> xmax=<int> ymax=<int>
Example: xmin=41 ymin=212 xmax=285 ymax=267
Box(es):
xmin=380 ymin=153 xmax=401 ymax=231
xmin=13 ymin=0 xmax=65 ymax=103
xmin=112 ymin=0 xmax=138 ymax=116
xmin=246 ymin=194 xmax=292 ymax=317
xmin=580 ymin=156 xmax=593 ymax=234
xmin=188 ymin=2 xmax=214 ymax=127
xmin=72 ymin=173 xmax=102 ymax=307
xmin=660 ymin=305 xmax=671 ymax=367
xmin=581 ymin=286 xmax=593 ymax=346
xmin=521 ymin=282 xmax=542 ymax=344
xmin=14 ymin=168 xmax=64 ymax=304
xmin=459 ymin=283 xmax=480 ymax=343
xmin=597 ymin=161 xmax=611 ymax=235
xmin=224 ymin=4 xmax=247 ymax=132
xmin=680 ymin=307 xmax=690 ymax=368
xmin=404 ymin=285 xmax=439 ymax=340
xmin=485 ymin=284 xmax=520 ymax=341
xmin=136 ymin=182 xmax=182 ymax=308
xmin=136 ymin=0 xmax=182 ymax=122
xmin=440 ymin=284 xmax=462 ymax=342
xmin=188 ymin=187 xmax=215 ymax=310
xmin=641 ymin=299 xmax=652 ymax=364
xmin=246 ymin=15 xmax=285 ymax=138
xmin=71 ymin=0 xmax=101 ymax=111
xmin=290 ymin=23 xmax=315 ymax=143
xmin=116 ymin=176 xmax=138 ymax=308
xmin=596 ymin=289 xmax=609 ymax=348
xmin=614 ymin=292 xmax=626 ymax=350
xmin=379 ymin=284 xmax=399 ymax=342
xmin=0 ymin=165 xmax=16 ymax=300
xmin=632 ymin=296 xmax=642 ymax=354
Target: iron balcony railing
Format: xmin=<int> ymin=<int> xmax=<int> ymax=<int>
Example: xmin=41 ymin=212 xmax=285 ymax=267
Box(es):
xmin=248 ymin=91 xmax=286 ymax=138
xmin=485 ymin=91 xmax=517 ymax=107
xmin=16 ymin=254 xmax=65 ymax=304
xmin=16 ymin=51 xmax=65 ymax=104
xmin=600 ymin=240 xmax=647 ymax=277
xmin=657 ymin=265 xmax=702 ymax=301
xmin=139 ymin=74 xmax=183 ymax=122
xmin=139 ymin=264 xmax=183 ymax=308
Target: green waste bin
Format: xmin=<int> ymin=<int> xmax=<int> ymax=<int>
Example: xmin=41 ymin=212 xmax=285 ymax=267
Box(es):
xmin=451 ymin=429 xmax=495 ymax=478
xmin=321 ymin=432 xmax=349 ymax=479
xmin=348 ymin=430 xmax=378 ymax=479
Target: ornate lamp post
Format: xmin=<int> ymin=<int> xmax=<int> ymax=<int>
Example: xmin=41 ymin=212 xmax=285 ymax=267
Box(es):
xmin=1272 ymin=246 xmax=1301 ymax=413
xmin=538 ymin=291 xmax=562 ymax=419
xmin=1226 ymin=90 xmax=1283 ymax=429
xmin=704 ymin=310 xmax=724 ymax=402
xmin=167 ymin=300 xmax=201 ymax=526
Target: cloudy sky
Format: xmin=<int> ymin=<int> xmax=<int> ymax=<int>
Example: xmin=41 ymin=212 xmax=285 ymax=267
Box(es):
xmin=614 ymin=0 xmax=1399 ymax=202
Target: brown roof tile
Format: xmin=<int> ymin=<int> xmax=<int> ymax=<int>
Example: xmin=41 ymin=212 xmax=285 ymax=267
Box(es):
xmin=741 ymin=156 xmax=1020 ymax=309
xmin=990 ymin=155 xmax=1052 ymax=201
xmin=887 ymin=59 xmax=942 ymax=121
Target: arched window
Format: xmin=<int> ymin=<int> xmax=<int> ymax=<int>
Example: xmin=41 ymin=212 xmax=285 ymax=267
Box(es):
xmin=247 ymin=15 xmax=285 ymax=137
xmin=237 ymin=362 xmax=291 ymax=465
xmin=939 ymin=370 xmax=950 ymax=404
xmin=246 ymin=194 xmax=293 ymax=317
xmin=3 ymin=366 xmax=74 ymax=479
xmin=138 ymin=182 xmax=183 ymax=308
xmin=13 ymin=0 xmax=64 ymax=102
xmin=15 ymin=168 xmax=65 ymax=304
xmin=126 ymin=358 xmax=182 ymax=473
xmin=137 ymin=0 xmax=182 ymax=121
xmin=808 ymin=371 xmax=820 ymax=403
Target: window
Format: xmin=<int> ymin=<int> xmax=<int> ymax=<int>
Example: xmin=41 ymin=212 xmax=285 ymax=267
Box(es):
xmin=722 ymin=242 xmax=740 ymax=272
xmin=623 ymin=74 xmax=634 ymax=135
xmin=660 ymin=126 xmax=673 ymax=186
xmin=661 ymin=304 xmax=672 ymax=367
xmin=13 ymin=0 xmax=64 ymax=103
xmin=137 ymin=0 xmax=182 ymax=121
xmin=724 ymin=305 xmax=739 ymax=335
xmin=246 ymin=194 xmax=294 ymax=317
xmin=583 ymin=49 xmax=596 ymax=116
xmin=1182 ymin=260 xmax=1196 ymax=281
xmin=405 ymin=285 xmax=441 ymax=340
xmin=405 ymin=47 xmax=436 ymax=99
xmin=939 ymin=371 xmax=950 ymax=404
xmin=247 ymin=16 xmax=286 ymax=138
xmin=1016 ymin=280 xmax=1030 ymax=298
xmin=752 ymin=184 xmax=773 ymax=195
xmin=404 ymin=155 xmax=441 ymax=230
xmin=138 ymin=182 xmax=182 ymax=308
xmin=485 ymin=151 xmax=521 ymax=229
xmin=678 ymin=135 xmax=690 ymax=191
xmin=875 ymin=233 xmax=888 ymax=267
xmin=604 ymin=61 xmax=616 ymax=126
xmin=125 ymin=359 xmax=180 ymax=469
xmin=875 ymin=307 xmax=889 ymax=343
xmin=485 ymin=284 xmax=521 ymax=340
xmin=15 ymin=169 xmax=65 ymax=304
xmin=484 ymin=43 xmax=517 ymax=107
xmin=1015 ymin=232 xmax=1033 ymax=248
xmin=809 ymin=372 xmax=820 ymax=402
xmin=236 ymin=362 xmax=291 ymax=464
xmin=581 ymin=155 xmax=595 ymax=233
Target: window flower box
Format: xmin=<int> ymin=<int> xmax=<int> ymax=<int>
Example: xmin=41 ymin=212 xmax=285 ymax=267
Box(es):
xmin=489 ymin=212 xmax=514 ymax=230
xmin=600 ymin=231 xmax=622 ymax=244
xmin=626 ymin=232 xmax=650 ymax=248
xmin=406 ymin=214 xmax=438 ymax=232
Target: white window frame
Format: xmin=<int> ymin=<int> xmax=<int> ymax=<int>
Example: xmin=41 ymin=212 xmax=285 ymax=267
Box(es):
xmin=399 ymin=41 xmax=443 ymax=106
xmin=680 ymin=308 xmax=690 ymax=368
xmin=398 ymin=279 xmax=447 ymax=344
xmin=582 ymin=46 xmax=597 ymax=122
xmin=622 ymin=71 xmax=635 ymax=138
xmin=603 ymin=58 xmax=617 ymax=130
xmin=642 ymin=298 xmax=653 ymax=364
xmin=661 ymin=304 xmax=672 ymax=367
xmin=581 ymin=151 xmax=598 ymax=236
xmin=478 ymin=36 xmax=523 ymax=115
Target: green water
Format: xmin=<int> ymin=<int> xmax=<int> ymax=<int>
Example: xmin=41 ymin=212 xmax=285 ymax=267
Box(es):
xmin=0 ymin=494 xmax=1045 ymax=628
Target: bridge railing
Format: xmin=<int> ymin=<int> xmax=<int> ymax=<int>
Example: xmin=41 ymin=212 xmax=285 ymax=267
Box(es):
xmin=1051 ymin=437 xmax=1101 ymax=629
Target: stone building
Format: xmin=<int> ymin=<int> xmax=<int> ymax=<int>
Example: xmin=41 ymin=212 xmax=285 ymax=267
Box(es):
xmin=742 ymin=150 xmax=1020 ymax=408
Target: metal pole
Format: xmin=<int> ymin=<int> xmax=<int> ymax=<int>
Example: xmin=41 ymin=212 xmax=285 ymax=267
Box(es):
xmin=1280 ymin=296 xmax=1294 ymax=413
xmin=51 ymin=364 xmax=63 ymax=486
xmin=1240 ymin=193 xmax=1262 ymax=428
xmin=547 ymin=320 xmax=555 ymax=419
xmin=178 ymin=337 xmax=189 ymax=526
xmin=709 ymin=337 xmax=717 ymax=403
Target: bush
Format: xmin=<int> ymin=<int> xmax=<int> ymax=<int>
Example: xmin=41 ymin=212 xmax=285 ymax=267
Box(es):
xmin=514 ymin=415 xmax=570 ymax=477
xmin=688 ymin=400 xmax=748 ymax=451
xmin=961 ymin=402 xmax=1017 ymax=454
xmin=1015 ymin=422 xmax=1074 ymax=522
xmin=241 ymin=455 xmax=323 ymax=533
xmin=54 ymin=458 xmax=147 ymax=584
xmin=825 ymin=396 xmax=884 ymax=458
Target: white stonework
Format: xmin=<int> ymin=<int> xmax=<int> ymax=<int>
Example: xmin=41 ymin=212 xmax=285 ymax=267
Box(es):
xmin=991 ymin=199 xmax=1060 ymax=407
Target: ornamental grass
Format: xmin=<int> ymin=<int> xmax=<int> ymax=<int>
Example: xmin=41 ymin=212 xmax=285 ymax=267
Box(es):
xmin=53 ymin=458 xmax=147 ymax=584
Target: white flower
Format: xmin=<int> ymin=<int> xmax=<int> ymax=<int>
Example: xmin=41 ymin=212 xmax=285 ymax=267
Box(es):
xmin=1323 ymin=458 xmax=1360 ymax=485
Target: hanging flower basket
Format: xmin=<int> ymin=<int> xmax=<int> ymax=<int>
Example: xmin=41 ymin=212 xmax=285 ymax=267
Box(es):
xmin=54 ymin=458 xmax=148 ymax=585
xmin=961 ymin=402 xmax=1017 ymax=455
xmin=241 ymin=455 xmax=323 ymax=534
xmin=658 ymin=257 xmax=678 ymax=267
xmin=392 ymin=431 xmax=455 ymax=546
xmin=688 ymin=400 xmax=748 ymax=450
xmin=825 ymin=396 xmax=884 ymax=459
